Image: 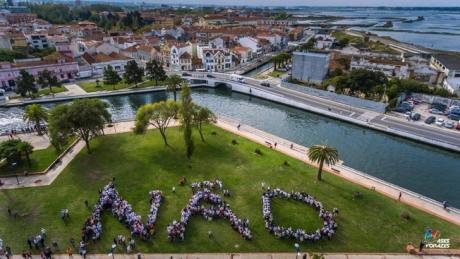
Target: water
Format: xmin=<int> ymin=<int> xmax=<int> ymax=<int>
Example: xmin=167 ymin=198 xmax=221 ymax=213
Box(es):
xmin=243 ymin=62 xmax=274 ymax=77
xmin=291 ymin=7 xmax=460 ymax=51
xmin=1 ymin=87 xmax=460 ymax=208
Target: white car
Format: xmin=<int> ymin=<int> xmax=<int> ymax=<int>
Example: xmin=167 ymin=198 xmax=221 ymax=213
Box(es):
xmin=435 ymin=118 xmax=445 ymax=126
xmin=443 ymin=121 xmax=455 ymax=129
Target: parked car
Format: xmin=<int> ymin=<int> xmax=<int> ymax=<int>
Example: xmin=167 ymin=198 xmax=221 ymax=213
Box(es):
xmin=411 ymin=113 xmax=421 ymax=121
xmin=443 ymin=121 xmax=455 ymax=129
xmin=456 ymin=122 xmax=460 ymax=130
xmin=435 ymin=118 xmax=445 ymax=126
xmin=261 ymin=82 xmax=270 ymax=87
xmin=429 ymin=108 xmax=445 ymax=115
xmin=448 ymin=113 xmax=460 ymax=121
xmin=206 ymin=74 xmax=215 ymax=78
xmin=182 ymin=72 xmax=192 ymax=77
xmin=424 ymin=116 xmax=436 ymax=124
xmin=394 ymin=107 xmax=409 ymax=113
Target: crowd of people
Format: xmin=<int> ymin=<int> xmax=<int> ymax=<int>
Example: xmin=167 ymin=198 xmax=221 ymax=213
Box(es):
xmin=3 ymin=125 xmax=47 ymax=138
xmin=191 ymin=180 xmax=223 ymax=191
xmin=26 ymin=228 xmax=47 ymax=250
xmin=262 ymin=188 xmax=338 ymax=242
xmin=81 ymin=183 xmax=163 ymax=242
xmin=167 ymin=188 xmax=252 ymax=241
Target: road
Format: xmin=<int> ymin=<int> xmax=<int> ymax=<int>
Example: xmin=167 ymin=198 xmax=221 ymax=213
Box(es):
xmin=207 ymin=73 xmax=460 ymax=149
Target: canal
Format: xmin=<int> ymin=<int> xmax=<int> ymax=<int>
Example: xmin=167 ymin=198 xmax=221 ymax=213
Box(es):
xmin=1 ymin=87 xmax=460 ymax=208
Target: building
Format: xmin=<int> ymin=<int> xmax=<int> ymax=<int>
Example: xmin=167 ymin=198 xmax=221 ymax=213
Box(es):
xmin=292 ymin=51 xmax=330 ymax=84
xmin=26 ymin=33 xmax=50 ymax=49
xmin=232 ymin=45 xmax=252 ymax=64
xmin=201 ymin=48 xmax=236 ymax=72
xmin=0 ymin=33 xmax=12 ymax=50
xmin=431 ymin=54 xmax=460 ymax=94
xmin=8 ymin=31 xmax=27 ymax=49
xmin=170 ymin=43 xmax=193 ymax=71
xmin=0 ymin=53 xmax=78 ymax=90
xmin=315 ymin=34 xmax=335 ymax=50
xmin=121 ymin=44 xmax=160 ymax=67
xmin=4 ymin=13 xmax=37 ymax=24
xmin=350 ymin=57 xmax=410 ymax=79
xmin=238 ymin=36 xmax=263 ymax=57
xmin=81 ymin=52 xmax=132 ymax=76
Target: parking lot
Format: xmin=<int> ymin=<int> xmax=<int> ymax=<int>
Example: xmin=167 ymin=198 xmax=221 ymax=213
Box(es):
xmin=393 ymin=96 xmax=460 ymax=132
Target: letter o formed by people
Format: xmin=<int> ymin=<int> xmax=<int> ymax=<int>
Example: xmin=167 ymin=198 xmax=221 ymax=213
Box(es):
xmin=262 ymin=188 xmax=337 ymax=242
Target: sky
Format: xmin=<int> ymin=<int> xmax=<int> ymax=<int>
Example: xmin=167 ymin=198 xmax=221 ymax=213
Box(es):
xmin=148 ymin=0 xmax=460 ymax=7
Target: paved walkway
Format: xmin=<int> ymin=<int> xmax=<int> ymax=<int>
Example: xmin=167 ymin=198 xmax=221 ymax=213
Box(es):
xmin=6 ymin=253 xmax=459 ymax=259
xmin=0 ymin=133 xmax=50 ymax=150
xmin=62 ymin=84 xmax=88 ymax=96
xmin=1 ymin=119 xmax=460 ymax=227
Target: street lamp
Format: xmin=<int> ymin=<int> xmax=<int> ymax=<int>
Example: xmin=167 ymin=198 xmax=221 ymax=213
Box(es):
xmin=108 ymin=244 xmax=116 ymax=259
xmin=294 ymin=243 xmax=300 ymax=258
xmin=11 ymin=162 xmax=19 ymax=185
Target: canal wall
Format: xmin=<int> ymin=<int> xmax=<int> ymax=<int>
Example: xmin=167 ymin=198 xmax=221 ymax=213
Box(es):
xmin=281 ymin=81 xmax=387 ymax=113
xmin=3 ymin=77 xmax=460 ymax=153
xmin=221 ymin=80 xmax=460 ymax=153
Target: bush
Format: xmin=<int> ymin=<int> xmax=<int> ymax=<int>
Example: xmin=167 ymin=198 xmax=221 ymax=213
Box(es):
xmin=254 ymin=148 xmax=262 ymax=155
xmin=400 ymin=211 xmax=412 ymax=220
xmin=283 ymin=160 xmax=289 ymax=166
xmin=211 ymin=131 xmax=217 ymax=135
xmin=231 ymin=139 xmax=238 ymax=145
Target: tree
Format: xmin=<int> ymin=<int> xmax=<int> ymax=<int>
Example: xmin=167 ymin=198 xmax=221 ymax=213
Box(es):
xmin=179 ymin=83 xmax=194 ymax=159
xmin=23 ymin=104 xmax=48 ymax=135
xmin=146 ymin=60 xmax=167 ymax=85
xmin=48 ymin=99 xmax=112 ymax=153
xmin=48 ymin=105 xmax=72 ymax=152
xmin=0 ymin=139 xmax=21 ymax=165
xmin=0 ymin=139 xmax=33 ymax=167
xmin=134 ymin=100 xmax=178 ymax=146
xmin=37 ymin=69 xmax=61 ymax=95
xmin=307 ymin=145 xmax=339 ymax=181
xmin=17 ymin=141 xmax=34 ymax=167
xmin=166 ymin=75 xmax=184 ymax=101
xmin=193 ymin=105 xmax=216 ymax=142
xmin=300 ymin=38 xmax=317 ymax=51
xmin=103 ymin=65 xmax=122 ymax=86
xmin=124 ymin=60 xmax=144 ymax=87
xmin=16 ymin=70 xmax=37 ymax=97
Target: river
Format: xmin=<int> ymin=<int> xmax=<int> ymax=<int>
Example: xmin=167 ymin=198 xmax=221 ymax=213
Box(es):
xmin=292 ymin=7 xmax=460 ymax=52
xmin=1 ymin=87 xmax=460 ymax=208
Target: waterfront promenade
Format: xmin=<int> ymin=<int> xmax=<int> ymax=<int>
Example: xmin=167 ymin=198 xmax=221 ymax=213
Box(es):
xmin=3 ymin=74 xmax=460 ymax=154
xmin=1 ymin=117 xmax=460 ymax=227
xmin=6 ymin=253 xmax=460 ymax=259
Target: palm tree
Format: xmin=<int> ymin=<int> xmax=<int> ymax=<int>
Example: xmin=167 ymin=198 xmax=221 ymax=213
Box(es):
xmin=23 ymin=104 xmax=48 ymax=135
xmin=307 ymin=145 xmax=339 ymax=181
xmin=166 ymin=75 xmax=184 ymax=102
xmin=17 ymin=140 xmax=34 ymax=168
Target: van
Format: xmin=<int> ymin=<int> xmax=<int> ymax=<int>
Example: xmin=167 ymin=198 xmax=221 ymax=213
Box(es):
xmin=230 ymin=74 xmax=245 ymax=83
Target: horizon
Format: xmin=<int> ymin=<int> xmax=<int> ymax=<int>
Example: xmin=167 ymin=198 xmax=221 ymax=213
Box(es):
xmin=121 ymin=0 xmax=460 ymax=7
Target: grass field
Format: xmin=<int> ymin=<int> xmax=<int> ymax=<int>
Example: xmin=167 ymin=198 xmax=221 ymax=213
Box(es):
xmin=0 ymin=125 xmax=459 ymax=254
xmin=37 ymin=86 xmax=68 ymax=96
xmin=332 ymin=31 xmax=398 ymax=54
xmin=0 ymin=145 xmax=61 ymax=176
xmin=79 ymin=79 xmax=166 ymax=93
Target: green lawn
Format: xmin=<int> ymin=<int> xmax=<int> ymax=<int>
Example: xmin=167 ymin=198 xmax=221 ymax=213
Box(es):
xmin=0 ymin=126 xmax=459 ymax=254
xmin=268 ymin=70 xmax=286 ymax=78
xmin=79 ymin=80 xmax=166 ymax=93
xmin=332 ymin=31 xmax=398 ymax=54
xmin=0 ymin=144 xmax=61 ymax=176
xmin=37 ymin=86 xmax=68 ymax=96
